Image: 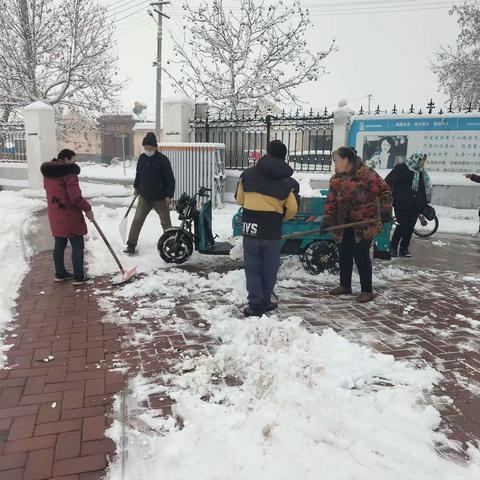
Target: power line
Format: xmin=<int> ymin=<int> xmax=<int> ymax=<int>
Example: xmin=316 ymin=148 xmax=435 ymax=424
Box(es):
xmin=107 ymin=0 xmax=147 ymax=18
xmin=111 ymin=5 xmax=149 ymax=24
xmin=103 ymin=0 xmax=136 ymax=9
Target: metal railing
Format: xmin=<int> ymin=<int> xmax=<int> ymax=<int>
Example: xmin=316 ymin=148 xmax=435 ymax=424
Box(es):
xmin=0 ymin=123 xmax=26 ymax=163
xmin=190 ymin=109 xmax=334 ymax=172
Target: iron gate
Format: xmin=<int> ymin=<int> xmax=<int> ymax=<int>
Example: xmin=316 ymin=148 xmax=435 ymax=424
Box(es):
xmin=190 ymin=110 xmax=334 ymax=171
xmin=0 ymin=122 xmax=26 ymax=163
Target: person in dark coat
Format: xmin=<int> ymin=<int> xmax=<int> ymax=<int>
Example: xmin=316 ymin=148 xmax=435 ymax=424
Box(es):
xmin=41 ymin=149 xmax=94 ymax=285
xmin=125 ymin=132 xmax=176 ymax=254
xmin=235 ymin=140 xmax=300 ymax=317
xmin=323 ymin=147 xmax=393 ymax=303
xmin=386 ymin=152 xmax=432 ymax=257
xmin=465 ymin=173 xmax=480 ymax=234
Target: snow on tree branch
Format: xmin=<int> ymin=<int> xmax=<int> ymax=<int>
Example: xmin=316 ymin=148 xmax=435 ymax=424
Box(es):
xmin=432 ymin=1 xmax=480 ymax=108
xmin=167 ymin=0 xmax=336 ymax=115
xmin=0 ymin=0 xmax=123 ymax=122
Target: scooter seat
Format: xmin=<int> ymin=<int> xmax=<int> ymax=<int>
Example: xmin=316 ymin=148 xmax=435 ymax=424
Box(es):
xmin=199 ymin=241 xmax=233 ymax=255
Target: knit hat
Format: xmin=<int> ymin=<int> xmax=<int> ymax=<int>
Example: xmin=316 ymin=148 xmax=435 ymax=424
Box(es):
xmin=142 ymin=132 xmax=158 ymax=147
xmin=267 ymin=140 xmax=287 ymax=160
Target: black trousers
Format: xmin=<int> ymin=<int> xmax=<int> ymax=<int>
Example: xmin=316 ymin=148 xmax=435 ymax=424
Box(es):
xmin=53 ymin=236 xmax=85 ymax=280
xmin=243 ymin=237 xmax=282 ymax=310
xmin=391 ymin=209 xmax=417 ymax=252
xmin=339 ymin=229 xmax=372 ymax=293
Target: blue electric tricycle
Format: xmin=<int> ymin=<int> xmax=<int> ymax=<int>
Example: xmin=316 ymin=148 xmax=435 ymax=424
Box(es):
xmin=157 ymin=187 xmax=392 ymax=274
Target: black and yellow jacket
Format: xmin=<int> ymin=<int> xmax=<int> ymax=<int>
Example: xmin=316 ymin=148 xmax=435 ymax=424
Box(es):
xmin=235 ymin=155 xmax=300 ymax=240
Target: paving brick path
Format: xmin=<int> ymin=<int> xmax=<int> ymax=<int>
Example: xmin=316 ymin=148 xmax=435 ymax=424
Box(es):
xmin=0 ymin=253 xmax=123 ymax=480
xmin=1 ymin=247 xmax=479 ymax=479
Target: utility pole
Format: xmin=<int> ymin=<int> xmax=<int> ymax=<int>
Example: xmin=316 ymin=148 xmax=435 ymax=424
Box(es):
xmin=148 ymin=2 xmax=170 ymax=141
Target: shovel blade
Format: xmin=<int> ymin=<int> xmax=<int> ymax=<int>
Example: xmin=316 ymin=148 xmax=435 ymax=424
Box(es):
xmin=119 ymin=216 xmax=128 ymax=243
xmin=112 ymin=266 xmax=137 ymax=285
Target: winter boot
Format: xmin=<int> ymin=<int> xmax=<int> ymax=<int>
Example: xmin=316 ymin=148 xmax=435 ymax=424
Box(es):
xmin=329 ymin=286 xmax=352 ymax=296
xmin=264 ymin=302 xmax=278 ymax=312
xmin=243 ymin=306 xmax=265 ymax=318
xmin=399 ymin=249 xmax=412 ymax=257
xmin=123 ymin=245 xmax=136 ymax=255
xmin=54 ymin=272 xmax=74 ymax=282
xmin=389 ymin=247 xmax=398 ymax=258
xmin=356 ymin=292 xmax=376 ymax=303
xmin=73 ymin=275 xmax=93 ymax=286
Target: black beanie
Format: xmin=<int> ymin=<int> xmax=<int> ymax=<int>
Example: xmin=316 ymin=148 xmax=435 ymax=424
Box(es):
xmin=142 ymin=132 xmax=158 ymax=147
xmin=267 ymin=140 xmax=287 ymax=160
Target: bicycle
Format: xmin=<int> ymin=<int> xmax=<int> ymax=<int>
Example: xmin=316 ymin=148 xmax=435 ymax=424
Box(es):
xmin=393 ymin=213 xmax=439 ymax=238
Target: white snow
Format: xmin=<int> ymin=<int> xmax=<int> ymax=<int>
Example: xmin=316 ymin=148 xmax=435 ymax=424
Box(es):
xmin=104 ymin=278 xmax=480 ymax=480
xmin=434 ymin=206 xmax=479 ymax=235
xmin=86 ymin=199 xmax=480 ymax=479
xmin=0 ymin=190 xmax=43 ymax=366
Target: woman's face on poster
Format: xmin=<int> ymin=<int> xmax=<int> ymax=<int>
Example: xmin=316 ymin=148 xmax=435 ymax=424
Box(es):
xmin=381 ymin=139 xmax=391 ymax=153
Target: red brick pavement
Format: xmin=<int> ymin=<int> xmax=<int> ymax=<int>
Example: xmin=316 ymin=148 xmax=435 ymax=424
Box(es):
xmin=0 ymin=253 xmax=122 ymax=480
xmin=1 ymin=252 xmax=479 ymax=479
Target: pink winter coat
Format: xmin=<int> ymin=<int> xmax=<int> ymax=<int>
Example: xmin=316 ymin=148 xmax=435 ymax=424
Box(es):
xmin=40 ymin=161 xmax=92 ymax=238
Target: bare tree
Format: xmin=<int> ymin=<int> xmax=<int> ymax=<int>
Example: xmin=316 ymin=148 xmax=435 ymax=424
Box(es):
xmin=433 ymin=1 xmax=480 ymax=108
xmin=0 ymin=0 xmax=122 ymax=122
xmin=167 ymin=0 xmax=335 ymax=115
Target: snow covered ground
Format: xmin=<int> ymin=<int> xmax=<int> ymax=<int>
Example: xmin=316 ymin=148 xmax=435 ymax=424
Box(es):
xmin=0 ymin=190 xmax=43 ymax=366
xmin=79 ymin=200 xmax=480 ymax=479
xmin=96 ymin=234 xmax=480 ymax=480
xmin=0 ymin=181 xmax=479 ymax=477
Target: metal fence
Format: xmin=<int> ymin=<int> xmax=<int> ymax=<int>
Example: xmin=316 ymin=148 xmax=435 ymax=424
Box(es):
xmin=158 ymin=143 xmax=226 ymax=207
xmin=0 ymin=123 xmax=26 ymax=163
xmin=190 ymin=110 xmax=334 ymax=171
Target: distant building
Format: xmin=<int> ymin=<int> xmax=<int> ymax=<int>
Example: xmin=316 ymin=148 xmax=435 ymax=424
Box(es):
xmin=97 ymin=115 xmax=136 ymax=163
xmin=58 ymin=111 xmax=102 ymax=162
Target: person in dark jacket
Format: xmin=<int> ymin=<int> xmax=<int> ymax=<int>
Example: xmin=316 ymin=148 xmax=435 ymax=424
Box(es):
xmin=125 ymin=132 xmax=176 ymax=254
xmin=41 ymin=149 xmax=94 ymax=285
xmin=235 ymin=140 xmax=300 ymax=317
xmin=386 ymin=152 xmax=432 ymax=257
xmin=465 ymin=173 xmax=480 ymax=234
xmin=323 ymin=147 xmax=393 ymax=303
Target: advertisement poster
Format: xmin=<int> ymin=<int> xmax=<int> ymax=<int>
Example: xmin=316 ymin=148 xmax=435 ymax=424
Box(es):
xmin=349 ymin=116 xmax=480 ymax=173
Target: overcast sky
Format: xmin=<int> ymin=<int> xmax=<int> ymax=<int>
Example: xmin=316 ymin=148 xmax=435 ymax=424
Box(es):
xmin=103 ymin=0 xmax=461 ymax=117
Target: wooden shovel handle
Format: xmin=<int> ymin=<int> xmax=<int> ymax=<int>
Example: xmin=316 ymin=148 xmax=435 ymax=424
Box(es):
xmin=124 ymin=195 xmax=139 ymax=219
xmin=281 ymin=218 xmax=379 ymax=241
xmin=323 ymin=218 xmax=379 ymax=232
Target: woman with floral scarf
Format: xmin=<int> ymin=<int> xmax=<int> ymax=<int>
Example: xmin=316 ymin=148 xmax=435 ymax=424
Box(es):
xmin=385 ymin=152 xmax=433 ymax=257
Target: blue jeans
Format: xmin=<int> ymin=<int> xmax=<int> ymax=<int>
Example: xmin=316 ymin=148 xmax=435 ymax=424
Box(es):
xmin=53 ymin=236 xmax=85 ymax=280
xmin=243 ymin=237 xmax=282 ymax=311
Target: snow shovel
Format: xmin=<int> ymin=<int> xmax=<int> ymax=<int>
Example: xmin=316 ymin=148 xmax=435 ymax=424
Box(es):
xmin=91 ymin=218 xmax=137 ymax=285
xmin=282 ymin=218 xmax=379 ymax=240
xmin=119 ymin=195 xmax=138 ymax=243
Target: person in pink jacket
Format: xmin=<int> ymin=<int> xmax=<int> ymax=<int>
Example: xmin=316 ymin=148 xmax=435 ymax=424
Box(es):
xmin=41 ymin=149 xmax=94 ymax=284
xmin=465 ymin=174 xmax=480 ymax=234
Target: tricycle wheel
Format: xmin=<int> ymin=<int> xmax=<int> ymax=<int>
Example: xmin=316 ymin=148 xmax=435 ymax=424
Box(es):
xmin=158 ymin=230 xmax=194 ymax=264
xmin=301 ymin=241 xmax=339 ymax=275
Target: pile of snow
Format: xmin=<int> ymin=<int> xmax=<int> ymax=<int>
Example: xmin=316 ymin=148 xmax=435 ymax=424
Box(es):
xmin=106 ymin=297 xmax=480 ymax=479
xmin=435 ymin=206 xmax=479 ymax=235
xmin=82 ymin=200 xmax=480 ymax=478
xmin=80 ymin=162 xmax=136 ymax=181
xmin=0 ymin=190 xmax=43 ymax=366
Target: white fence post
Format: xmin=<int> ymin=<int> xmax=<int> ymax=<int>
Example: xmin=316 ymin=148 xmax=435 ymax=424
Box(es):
xmin=163 ymin=98 xmax=195 ymax=143
xmin=24 ymin=101 xmax=57 ymax=189
xmin=332 ymin=98 xmax=351 ymax=151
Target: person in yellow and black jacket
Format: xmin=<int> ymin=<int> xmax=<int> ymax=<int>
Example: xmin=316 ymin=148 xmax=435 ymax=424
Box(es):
xmin=235 ymin=140 xmax=300 ymax=317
